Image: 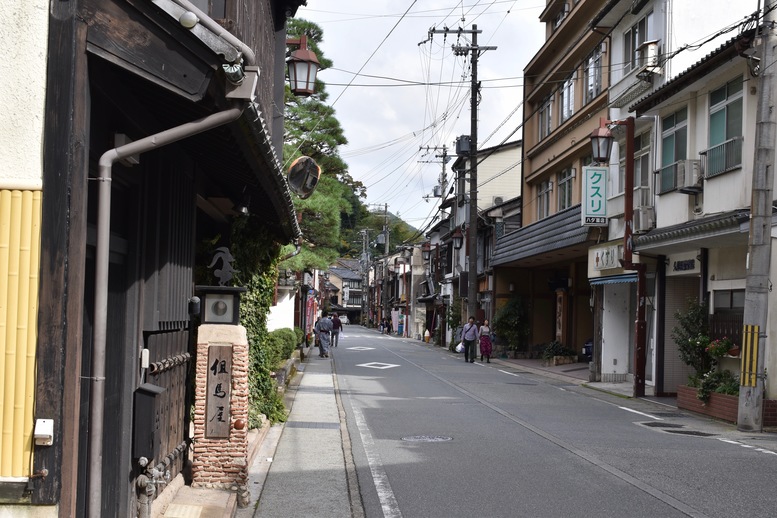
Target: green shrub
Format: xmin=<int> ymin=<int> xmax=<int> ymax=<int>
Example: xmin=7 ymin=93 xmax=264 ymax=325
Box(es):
xmin=541 ymin=340 xmax=576 ymax=360
xmin=697 ymin=369 xmax=740 ymax=402
xmin=493 ymin=296 xmax=530 ymax=352
xmin=671 ymin=298 xmax=713 ymax=378
xmin=294 ymin=326 xmax=304 ymax=345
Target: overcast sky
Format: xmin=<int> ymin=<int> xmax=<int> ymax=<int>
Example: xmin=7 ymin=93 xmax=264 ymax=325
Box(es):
xmin=295 ymin=1 xmax=545 ymax=234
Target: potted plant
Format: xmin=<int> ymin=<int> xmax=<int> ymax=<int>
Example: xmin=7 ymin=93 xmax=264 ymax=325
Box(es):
xmin=706 ymin=336 xmax=734 ymax=360
xmin=492 ymin=295 xmax=530 ymax=358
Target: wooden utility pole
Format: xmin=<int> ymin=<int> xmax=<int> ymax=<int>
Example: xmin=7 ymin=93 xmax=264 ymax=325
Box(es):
xmin=740 ymin=10 xmax=776 ymax=432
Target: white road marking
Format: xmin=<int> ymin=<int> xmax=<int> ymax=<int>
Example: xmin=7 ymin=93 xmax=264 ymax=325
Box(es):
xmin=498 ymin=369 xmax=521 ymax=377
xmin=352 ymin=407 xmax=402 ymax=518
xmin=618 ymin=407 xmax=661 ymax=420
xmin=356 ymin=362 xmax=400 ymax=370
xmin=348 ymin=346 xmax=375 ymax=351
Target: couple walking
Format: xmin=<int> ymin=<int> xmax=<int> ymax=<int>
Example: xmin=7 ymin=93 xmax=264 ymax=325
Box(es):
xmin=461 ymin=316 xmax=493 ymax=363
xmin=314 ymin=312 xmax=343 ymax=358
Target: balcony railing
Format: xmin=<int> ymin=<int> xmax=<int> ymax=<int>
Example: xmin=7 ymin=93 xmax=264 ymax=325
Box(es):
xmin=700 ymin=137 xmax=743 ymax=178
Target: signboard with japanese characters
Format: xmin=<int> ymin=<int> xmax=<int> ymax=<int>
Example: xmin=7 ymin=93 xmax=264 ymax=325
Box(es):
xmin=582 ymin=166 xmax=608 ymax=226
xmin=206 ymin=344 xmax=232 ymax=438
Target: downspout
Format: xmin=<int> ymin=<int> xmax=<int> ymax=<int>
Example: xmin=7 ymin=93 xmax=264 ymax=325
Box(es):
xmin=88 ymin=5 xmax=261 ymax=516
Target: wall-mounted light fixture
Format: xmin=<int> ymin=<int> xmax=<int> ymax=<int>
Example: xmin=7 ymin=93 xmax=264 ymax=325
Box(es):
xmin=452 ymin=227 xmax=464 ymax=250
xmin=195 ymin=286 xmax=247 ymax=325
xmin=286 ymin=35 xmax=320 ymax=97
xmin=421 ymin=242 xmax=432 ymax=262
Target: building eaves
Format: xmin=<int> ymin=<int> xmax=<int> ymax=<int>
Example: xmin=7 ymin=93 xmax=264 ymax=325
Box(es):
xmin=634 ymin=209 xmax=749 ymax=252
xmin=492 ymin=204 xmax=592 ymax=266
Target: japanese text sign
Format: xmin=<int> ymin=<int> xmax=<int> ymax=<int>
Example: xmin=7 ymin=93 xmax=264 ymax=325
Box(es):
xmin=582 ymin=166 xmax=608 ymax=226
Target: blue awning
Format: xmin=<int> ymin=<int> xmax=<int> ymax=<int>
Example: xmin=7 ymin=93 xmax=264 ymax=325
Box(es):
xmin=589 ymin=273 xmax=637 ymax=285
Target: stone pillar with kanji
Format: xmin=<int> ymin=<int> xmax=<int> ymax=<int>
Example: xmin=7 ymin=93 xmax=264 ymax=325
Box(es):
xmin=192 ymin=324 xmax=250 ymax=505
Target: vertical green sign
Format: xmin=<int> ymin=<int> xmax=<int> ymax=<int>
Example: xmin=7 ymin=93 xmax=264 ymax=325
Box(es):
xmin=582 ymin=166 xmax=608 ymax=226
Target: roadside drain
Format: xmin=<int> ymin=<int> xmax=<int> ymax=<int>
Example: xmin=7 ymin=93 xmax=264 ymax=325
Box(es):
xmin=401 ymin=435 xmax=453 ymax=442
xmin=664 ymin=430 xmax=716 ymax=437
xmin=642 ymin=422 xmax=685 ymax=429
xmin=639 ymin=421 xmax=717 ymax=437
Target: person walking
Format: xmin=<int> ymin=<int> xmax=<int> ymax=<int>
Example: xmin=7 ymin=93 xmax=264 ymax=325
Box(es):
xmin=314 ymin=313 xmax=333 ymax=358
xmin=331 ymin=313 xmax=342 ymax=347
xmin=462 ymin=316 xmax=478 ymax=363
xmin=479 ymin=319 xmax=493 ymax=363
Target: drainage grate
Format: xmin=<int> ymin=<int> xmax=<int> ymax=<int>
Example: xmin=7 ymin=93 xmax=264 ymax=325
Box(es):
xmin=401 ymin=435 xmax=453 ymax=442
xmin=642 ymin=422 xmax=685 ymax=429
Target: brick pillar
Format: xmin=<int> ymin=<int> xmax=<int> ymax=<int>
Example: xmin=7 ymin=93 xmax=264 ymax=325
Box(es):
xmin=192 ymin=324 xmax=249 ymax=503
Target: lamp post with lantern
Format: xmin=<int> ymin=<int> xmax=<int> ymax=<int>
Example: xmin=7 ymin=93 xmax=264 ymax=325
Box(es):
xmin=589 ymin=117 xmax=647 ymax=398
xmin=286 ymin=35 xmax=320 ymax=97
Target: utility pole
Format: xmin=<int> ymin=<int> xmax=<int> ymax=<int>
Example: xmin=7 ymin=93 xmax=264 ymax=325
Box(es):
xmin=740 ymin=10 xmax=776 ymax=432
xmin=360 ymin=229 xmax=369 ymax=326
xmin=431 ymin=24 xmax=495 ymax=319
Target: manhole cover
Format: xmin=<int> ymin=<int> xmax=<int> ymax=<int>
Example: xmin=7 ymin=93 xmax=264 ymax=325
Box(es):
xmin=642 ymin=422 xmax=685 ymax=428
xmin=401 ymin=435 xmax=453 ymax=442
xmin=665 ymin=430 xmax=716 ymax=437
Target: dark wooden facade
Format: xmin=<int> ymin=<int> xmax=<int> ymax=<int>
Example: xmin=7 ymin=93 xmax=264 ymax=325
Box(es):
xmin=33 ymin=0 xmax=304 ymax=515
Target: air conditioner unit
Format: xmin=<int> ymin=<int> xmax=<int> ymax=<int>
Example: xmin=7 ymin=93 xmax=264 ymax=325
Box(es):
xmin=493 ymin=196 xmax=504 ymax=205
xmin=678 ymin=159 xmax=703 ymax=194
xmin=633 ymin=206 xmax=655 ymax=234
xmin=635 ymin=40 xmax=661 ymax=78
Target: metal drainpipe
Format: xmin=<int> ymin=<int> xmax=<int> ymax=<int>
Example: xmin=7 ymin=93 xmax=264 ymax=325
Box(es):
xmin=88 ymin=5 xmax=262 ymax=515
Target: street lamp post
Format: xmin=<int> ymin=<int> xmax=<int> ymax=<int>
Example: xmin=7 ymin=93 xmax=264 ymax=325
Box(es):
xmin=590 ymin=117 xmax=647 ymax=398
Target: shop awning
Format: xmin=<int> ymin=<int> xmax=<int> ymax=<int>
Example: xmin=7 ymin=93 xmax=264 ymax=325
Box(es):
xmin=589 ymin=273 xmax=637 ymax=285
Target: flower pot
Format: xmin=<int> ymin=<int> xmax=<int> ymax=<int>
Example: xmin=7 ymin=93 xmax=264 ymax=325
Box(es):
xmin=727 ymin=347 xmax=740 ymax=357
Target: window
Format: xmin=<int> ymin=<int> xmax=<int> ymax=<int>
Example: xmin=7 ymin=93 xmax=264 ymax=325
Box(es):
xmin=583 ymin=47 xmax=602 ymax=104
xmin=560 ymin=75 xmax=575 ymax=124
xmin=551 ymin=4 xmax=569 ymax=31
xmin=190 ymin=0 xmax=226 ymax=18
xmin=659 ymin=107 xmax=688 ymax=193
xmin=623 ymin=11 xmax=654 ymax=74
xmin=705 ymin=76 xmax=744 ymax=177
xmin=539 ymin=97 xmax=552 ymax=140
xmin=557 ymin=168 xmax=575 ymax=210
xmin=714 ymin=289 xmax=745 ymax=310
xmin=537 ymin=179 xmax=552 ymax=219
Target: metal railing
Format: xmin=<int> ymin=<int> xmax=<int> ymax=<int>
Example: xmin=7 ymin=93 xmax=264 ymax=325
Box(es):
xmin=700 ymin=136 xmax=743 ymax=178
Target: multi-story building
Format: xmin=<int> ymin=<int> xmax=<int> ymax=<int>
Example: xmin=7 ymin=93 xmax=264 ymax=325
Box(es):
xmin=588 ymin=0 xmax=757 ymax=393
xmin=493 ymin=0 xmax=611 ymax=355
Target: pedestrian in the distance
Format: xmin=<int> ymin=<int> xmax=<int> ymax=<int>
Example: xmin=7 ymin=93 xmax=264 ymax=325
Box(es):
xmin=315 ymin=313 xmax=333 ymax=358
xmin=331 ymin=313 xmax=342 ymax=347
xmin=479 ymin=319 xmax=493 ymax=363
xmin=462 ymin=316 xmax=478 ymax=363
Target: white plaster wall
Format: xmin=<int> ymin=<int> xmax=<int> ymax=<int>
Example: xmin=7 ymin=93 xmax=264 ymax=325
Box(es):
xmin=0 ymin=1 xmax=48 ymax=190
xmin=477 ymin=144 xmax=522 ymax=207
xmin=601 ymin=283 xmax=632 ymax=378
xmin=266 ymin=290 xmax=296 ymax=332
